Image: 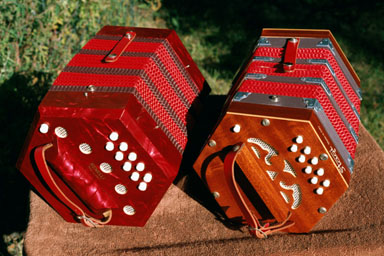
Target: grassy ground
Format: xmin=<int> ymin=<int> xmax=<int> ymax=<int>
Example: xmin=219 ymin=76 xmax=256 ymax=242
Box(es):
xmin=1 ymin=1 xmax=383 ymax=255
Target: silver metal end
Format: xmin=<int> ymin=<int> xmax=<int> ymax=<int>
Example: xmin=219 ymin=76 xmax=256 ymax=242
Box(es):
xmin=319 ymin=153 xmax=329 ymax=161
xmin=233 ymin=145 xmax=240 ymax=152
xmin=208 ymin=140 xmax=216 ymax=147
xmin=289 ymin=38 xmax=298 ymax=43
xmin=87 ymin=85 xmax=96 ymax=92
xmin=261 ymin=119 xmax=270 ymax=126
xmin=318 ymin=207 xmax=327 ymax=214
xmin=269 ymin=95 xmax=279 ymax=103
xmin=108 ymin=53 xmax=117 ymax=59
xmin=212 ymin=191 xmax=220 ymax=198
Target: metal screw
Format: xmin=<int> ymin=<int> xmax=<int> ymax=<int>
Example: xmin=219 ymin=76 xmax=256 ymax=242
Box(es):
xmin=108 ymin=53 xmax=117 ymax=59
xmin=126 ymin=33 xmax=132 ymax=39
xmin=233 ymin=145 xmax=240 ymax=152
xmin=208 ymin=140 xmax=216 ymax=147
xmin=318 ymin=207 xmax=327 ymax=214
xmin=87 ymin=85 xmax=96 ymax=92
xmin=289 ymin=38 xmax=298 ymax=44
xmin=270 ymin=95 xmax=279 ymax=103
xmin=319 ymin=153 xmax=329 ymax=161
xmin=212 ymin=191 xmax=220 ymax=198
xmin=261 ymin=119 xmax=270 ymax=126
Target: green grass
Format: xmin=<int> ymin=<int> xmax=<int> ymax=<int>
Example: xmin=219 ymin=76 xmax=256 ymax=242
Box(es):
xmin=1 ymin=1 xmax=383 ymax=255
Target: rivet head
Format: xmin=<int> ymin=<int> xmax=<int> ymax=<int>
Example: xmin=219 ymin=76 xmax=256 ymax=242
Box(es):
xmin=270 ymin=95 xmax=279 ymax=103
xmin=289 ymin=38 xmax=298 ymax=43
xmin=318 ymin=207 xmax=327 ymax=214
xmin=87 ymin=85 xmax=96 ymax=92
xmin=261 ymin=119 xmax=270 ymax=126
xmin=208 ymin=140 xmax=217 ymax=147
xmin=108 ymin=53 xmax=117 ymax=59
xmin=320 ymin=153 xmax=329 ymax=161
xmin=212 ymin=191 xmax=220 ymax=198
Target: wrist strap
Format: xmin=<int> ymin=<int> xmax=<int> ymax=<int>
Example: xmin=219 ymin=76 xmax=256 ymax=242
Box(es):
xmin=223 ymin=142 xmax=294 ymax=238
xmin=34 ymin=143 xmax=112 ymax=227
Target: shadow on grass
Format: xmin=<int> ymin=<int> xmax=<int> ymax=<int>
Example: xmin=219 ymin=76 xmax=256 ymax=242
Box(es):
xmin=0 ymin=72 xmax=51 ymax=255
xmin=161 ymin=0 xmax=384 ymax=77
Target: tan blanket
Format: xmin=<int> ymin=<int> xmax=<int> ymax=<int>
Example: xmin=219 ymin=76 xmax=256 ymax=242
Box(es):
xmin=24 ymin=125 xmax=384 ymax=255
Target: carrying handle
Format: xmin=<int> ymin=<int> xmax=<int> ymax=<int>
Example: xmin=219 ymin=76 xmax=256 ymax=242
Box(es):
xmin=34 ymin=143 xmax=112 ymax=227
xmin=282 ymin=37 xmax=300 ymax=72
xmin=223 ymin=142 xmax=294 ymax=238
xmin=104 ymin=31 xmax=136 ymax=63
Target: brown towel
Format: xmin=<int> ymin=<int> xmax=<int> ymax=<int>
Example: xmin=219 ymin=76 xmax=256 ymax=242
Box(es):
xmin=24 ymin=125 xmax=384 ymax=255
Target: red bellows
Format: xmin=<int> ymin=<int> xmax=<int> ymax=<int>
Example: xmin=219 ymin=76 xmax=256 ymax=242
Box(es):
xmin=193 ymin=29 xmax=361 ymax=236
xmin=17 ymin=26 xmax=210 ymax=227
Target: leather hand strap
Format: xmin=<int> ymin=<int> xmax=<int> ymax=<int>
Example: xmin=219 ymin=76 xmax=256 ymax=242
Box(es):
xmin=34 ymin=143 xmax=112 ymax=227
xmin=223 ymin=142 xmax=294 ymax=238
xmin=283 ymin=37 xmax=300 ymax=72
xmin=104 ymin=31 xmax=136 ymax=63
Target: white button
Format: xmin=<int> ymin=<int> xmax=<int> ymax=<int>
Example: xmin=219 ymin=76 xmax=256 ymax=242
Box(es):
xmin=115 ymin=184 xmax=127 ymax=195
xmin=298 ymin=155 xmax=306 ymax=163
xmin=311 ymin=157 xmax=319 ymax=165
xmin=295 ymin=135 xmax=304 ymax=144
xmin=310 ymin=177 xmax=318 ymax=184
xmin=100 ymin=163 xmax=112 ymax=173
xmin=119 ymin=142 xmax=128 ymax=151
xmin=123 ymin=205 xmax=135 ymax=216
xmin=143 ymin=173 xmax=152 ymax=183
xmin=136 ymin=162 xmax=145 ymax=171
xmin=138 ymin=182 xmax=147 ymax=191
xmin=322 ymin=179 xmax=331 ymax=187
xmin=304 ymin=166 xmax=312 ymax=174
xmin=39 ymin=123 xmax=49 ymax=134
xmin=303 ymin=146 xmax=311 ymax=155
xmin=290 ymin=144 xmax=298 ymax=152
xmin=232 ymin=124 xmax=241 ymax=133
xmin=128 ymin=152 xmax=137 ymax=161
xmin=315 ymin=187 xmax=324 ymax=195
xmin=316 ymin=168 xmax=325 ymax=176
xmin=122 ymin=161 xmax=132 ymax=171
xmin=105 ymin=142 xmax=114 ymax=151
xmin=131 ymin=172 xmax=140 ymax=181
xmin=115 ymin=151 xmax=124 ymax=161
xmin=109 ymin=132 xmax=119 ymax=141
